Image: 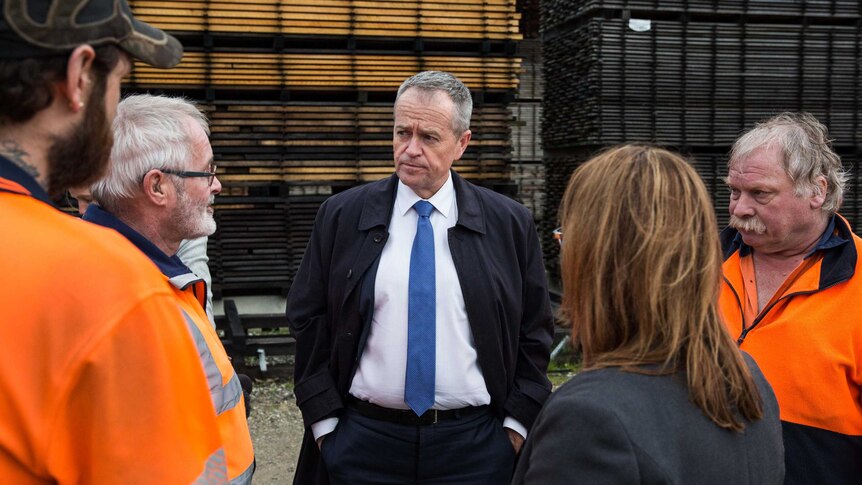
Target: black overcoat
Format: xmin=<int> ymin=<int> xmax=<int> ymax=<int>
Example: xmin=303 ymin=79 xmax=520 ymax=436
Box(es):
xmin=286 ymin=171 xmax=554 ymax=484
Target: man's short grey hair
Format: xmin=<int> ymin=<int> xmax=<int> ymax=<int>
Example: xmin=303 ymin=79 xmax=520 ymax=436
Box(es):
xmin=91 ymin=94 xmax=209 ymax=211
xmin=729 ymin=112 xmax=848 ymax=213
xmin=395 ymin=71 xmax=473 ymax=135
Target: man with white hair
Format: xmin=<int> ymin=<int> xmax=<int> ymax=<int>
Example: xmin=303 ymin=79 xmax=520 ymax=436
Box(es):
xmin=719 ymin=112 xmax=862 ymax=484
xmin=69 ymin=184 xmax=216 ymax=324
xmin=84 ymin=94 xmax=255 ymax=484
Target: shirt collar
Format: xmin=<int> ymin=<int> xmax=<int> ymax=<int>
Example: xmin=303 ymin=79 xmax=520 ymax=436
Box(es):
xmin=807 ymin=215 xmax=848 ymax=257
xmin=0 ymin=154 xmax=53 ymax=205
xmin=734 ymin=214 xmax=849 ymax=258
xmin=82 ymin=204 xmax=195 ymax=280
xmin=395 ymin=171 xmax=455 ymax=218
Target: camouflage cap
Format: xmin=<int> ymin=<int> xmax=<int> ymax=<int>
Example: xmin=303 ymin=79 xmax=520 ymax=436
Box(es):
xmin=0 ymin=0 xmax=182 ymax=68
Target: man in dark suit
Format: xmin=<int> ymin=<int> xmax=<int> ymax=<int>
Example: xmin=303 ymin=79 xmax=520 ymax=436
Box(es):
xmin=286 ymin=71 xmax=554 ymax=484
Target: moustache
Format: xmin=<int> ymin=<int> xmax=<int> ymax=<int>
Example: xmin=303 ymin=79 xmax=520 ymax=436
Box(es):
xmin=729 ymin=215 xmax=767 ymax=234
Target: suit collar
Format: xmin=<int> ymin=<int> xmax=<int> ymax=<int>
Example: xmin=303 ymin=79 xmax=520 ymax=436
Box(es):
xmin=450 ymin=170 xmax=485 ymax=234
xmin=358 ymin=174 xmax=399 ymax=230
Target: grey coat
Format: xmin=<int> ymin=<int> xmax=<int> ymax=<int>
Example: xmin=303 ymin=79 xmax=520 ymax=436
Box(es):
xmin=512 ymin=353 xmax=784 ymax=484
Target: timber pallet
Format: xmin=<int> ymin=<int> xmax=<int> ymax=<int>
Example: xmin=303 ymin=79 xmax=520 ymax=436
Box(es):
xmin=166 ymin=34 xmax=519 ymax=56
xmin=204 ymin=101 xmax=514 ymax=185
xmin=129 ymin=52 xmax=520 ymax=90
xmin=130 ymin=0 xmax=522 ymax=40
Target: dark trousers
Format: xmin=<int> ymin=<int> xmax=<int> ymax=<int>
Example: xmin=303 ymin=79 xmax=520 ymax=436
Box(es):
xmin=320 ymin=406 xmax=516 ymax=484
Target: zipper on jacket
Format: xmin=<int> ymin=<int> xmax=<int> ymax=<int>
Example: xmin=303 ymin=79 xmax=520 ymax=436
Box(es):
xmin=735 ymin=287 xmax=837 ymax=344
xmin=722 ymin=276 xmax=747 ymax=344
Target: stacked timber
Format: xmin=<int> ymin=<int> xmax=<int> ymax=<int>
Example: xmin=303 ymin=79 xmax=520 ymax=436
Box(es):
xmin=130 ymin=52 xmax=520 ymax=90
xmin=132 ymin=0 xmax=521 ymax=39
xmin=126 ymin=0 xmax=523 ymax=296
xmin=541 ymin=1 xmax=862 ymax=280
xmin=205 ymin=101 xmax=513 ymax=186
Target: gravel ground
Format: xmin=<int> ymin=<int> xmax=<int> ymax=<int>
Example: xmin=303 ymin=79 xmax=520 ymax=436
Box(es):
xmin=248 ymin=378 xmax=303 ymax=484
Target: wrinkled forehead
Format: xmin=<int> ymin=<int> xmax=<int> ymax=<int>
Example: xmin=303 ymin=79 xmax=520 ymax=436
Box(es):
xmin=729 ymin=141 xmax=785 ymax=170
xmin=396 ymin=87 xmax=453 ymax=109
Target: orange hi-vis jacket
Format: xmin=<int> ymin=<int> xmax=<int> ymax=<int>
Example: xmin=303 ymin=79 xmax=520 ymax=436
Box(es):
xmin=84 ymin=205 xmax=255 ymax=484
xmin=0 ymin=156 xmax=228 ymax=483
xmin=719 ymin=215 xmax=862 ymax=484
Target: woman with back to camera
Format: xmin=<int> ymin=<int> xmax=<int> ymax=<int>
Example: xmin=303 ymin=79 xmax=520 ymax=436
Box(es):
xmin=512 ymin=144 xmax=784 ymax=484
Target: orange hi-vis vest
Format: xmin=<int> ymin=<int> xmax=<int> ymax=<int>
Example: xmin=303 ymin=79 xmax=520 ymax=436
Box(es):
xmin=719 ymin=215 xmax=862 ymax=484
xmin=0 ymin=156 xmax=227 ymax=483
xmin=84 ymin=204 xmax=255 ymax=484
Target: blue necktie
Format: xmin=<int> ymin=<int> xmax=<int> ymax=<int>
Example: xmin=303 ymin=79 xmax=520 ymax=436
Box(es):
xmin=405 ymin=200 xmax=436 ymax=416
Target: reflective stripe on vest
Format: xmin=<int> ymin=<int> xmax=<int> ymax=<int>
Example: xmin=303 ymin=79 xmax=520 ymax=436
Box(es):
xmin=193 ymin=447 xmax=228 ymax=484
xmin=181 ymin=310 xmax=243 ymax=415
xmin=230 ymin=460 xmax=255 ymax=485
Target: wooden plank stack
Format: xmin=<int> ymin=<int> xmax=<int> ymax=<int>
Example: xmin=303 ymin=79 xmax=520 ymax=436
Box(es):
xmin=131 ymin=53 xmax=520 ymax=90
xmin=541 ymin=1 xmax=862 ymax=281
xmin=126 ymin=0 xmax=524 ymax=297
xmin=132 ymin=0 xmax=521 ymax=39
xmin=206 ymin=101 xmax=513 ymax=185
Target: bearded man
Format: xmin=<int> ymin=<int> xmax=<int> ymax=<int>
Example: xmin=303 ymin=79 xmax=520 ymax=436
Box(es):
xmin=0 ymin=0 xmax=227 ymax=482
xmin=720 ymin=112 xmax=862 ymax=484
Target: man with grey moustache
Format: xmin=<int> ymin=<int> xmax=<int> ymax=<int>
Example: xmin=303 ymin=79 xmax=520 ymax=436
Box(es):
xmin=718 ymin=112 xmax=862 ymax=485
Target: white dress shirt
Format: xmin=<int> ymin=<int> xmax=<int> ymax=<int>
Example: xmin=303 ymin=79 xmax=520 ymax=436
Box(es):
xmin=312 ymin=173 xmax=527 ymax=441
xmin=350 ymin=174 xmax=490 ymax=409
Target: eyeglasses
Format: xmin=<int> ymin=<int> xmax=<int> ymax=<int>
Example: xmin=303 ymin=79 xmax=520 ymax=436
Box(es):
xmin=159 ymin=164 xmax=217 ymax=186
xmin=553 ymin=227 xmax=563 ymax=247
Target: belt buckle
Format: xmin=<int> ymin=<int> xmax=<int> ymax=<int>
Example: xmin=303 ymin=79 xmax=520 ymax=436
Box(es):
xmin=433 ymin=409 xmax=438 ymax=424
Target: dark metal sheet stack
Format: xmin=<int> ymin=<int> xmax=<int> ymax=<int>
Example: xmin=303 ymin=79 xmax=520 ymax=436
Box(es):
xmin=125 ymin=0 xmax=524 ymax=297
xmin=541 ymin=1 xmax=862 ymax=280
xmin=510 ymin=39 xmax=545 ymax=218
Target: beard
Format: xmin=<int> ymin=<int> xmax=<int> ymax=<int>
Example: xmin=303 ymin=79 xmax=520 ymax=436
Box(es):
xmin=729 ymin=215 xmax=767 ymax=234
xmin=45 ymin=77 xmax=113 ymax=197
xmin=174 ymin=185 xmax=217 ymax=239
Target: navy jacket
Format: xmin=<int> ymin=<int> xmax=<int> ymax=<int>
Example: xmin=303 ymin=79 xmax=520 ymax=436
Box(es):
xmin=286 ymin=171 xmax=554 ymax=484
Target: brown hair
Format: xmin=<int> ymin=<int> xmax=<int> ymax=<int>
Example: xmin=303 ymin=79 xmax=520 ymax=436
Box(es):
xmin=559 ymin=144 xmax=762 ymax=431
xmin=0 ymin=45 xmax=121 ymax=126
